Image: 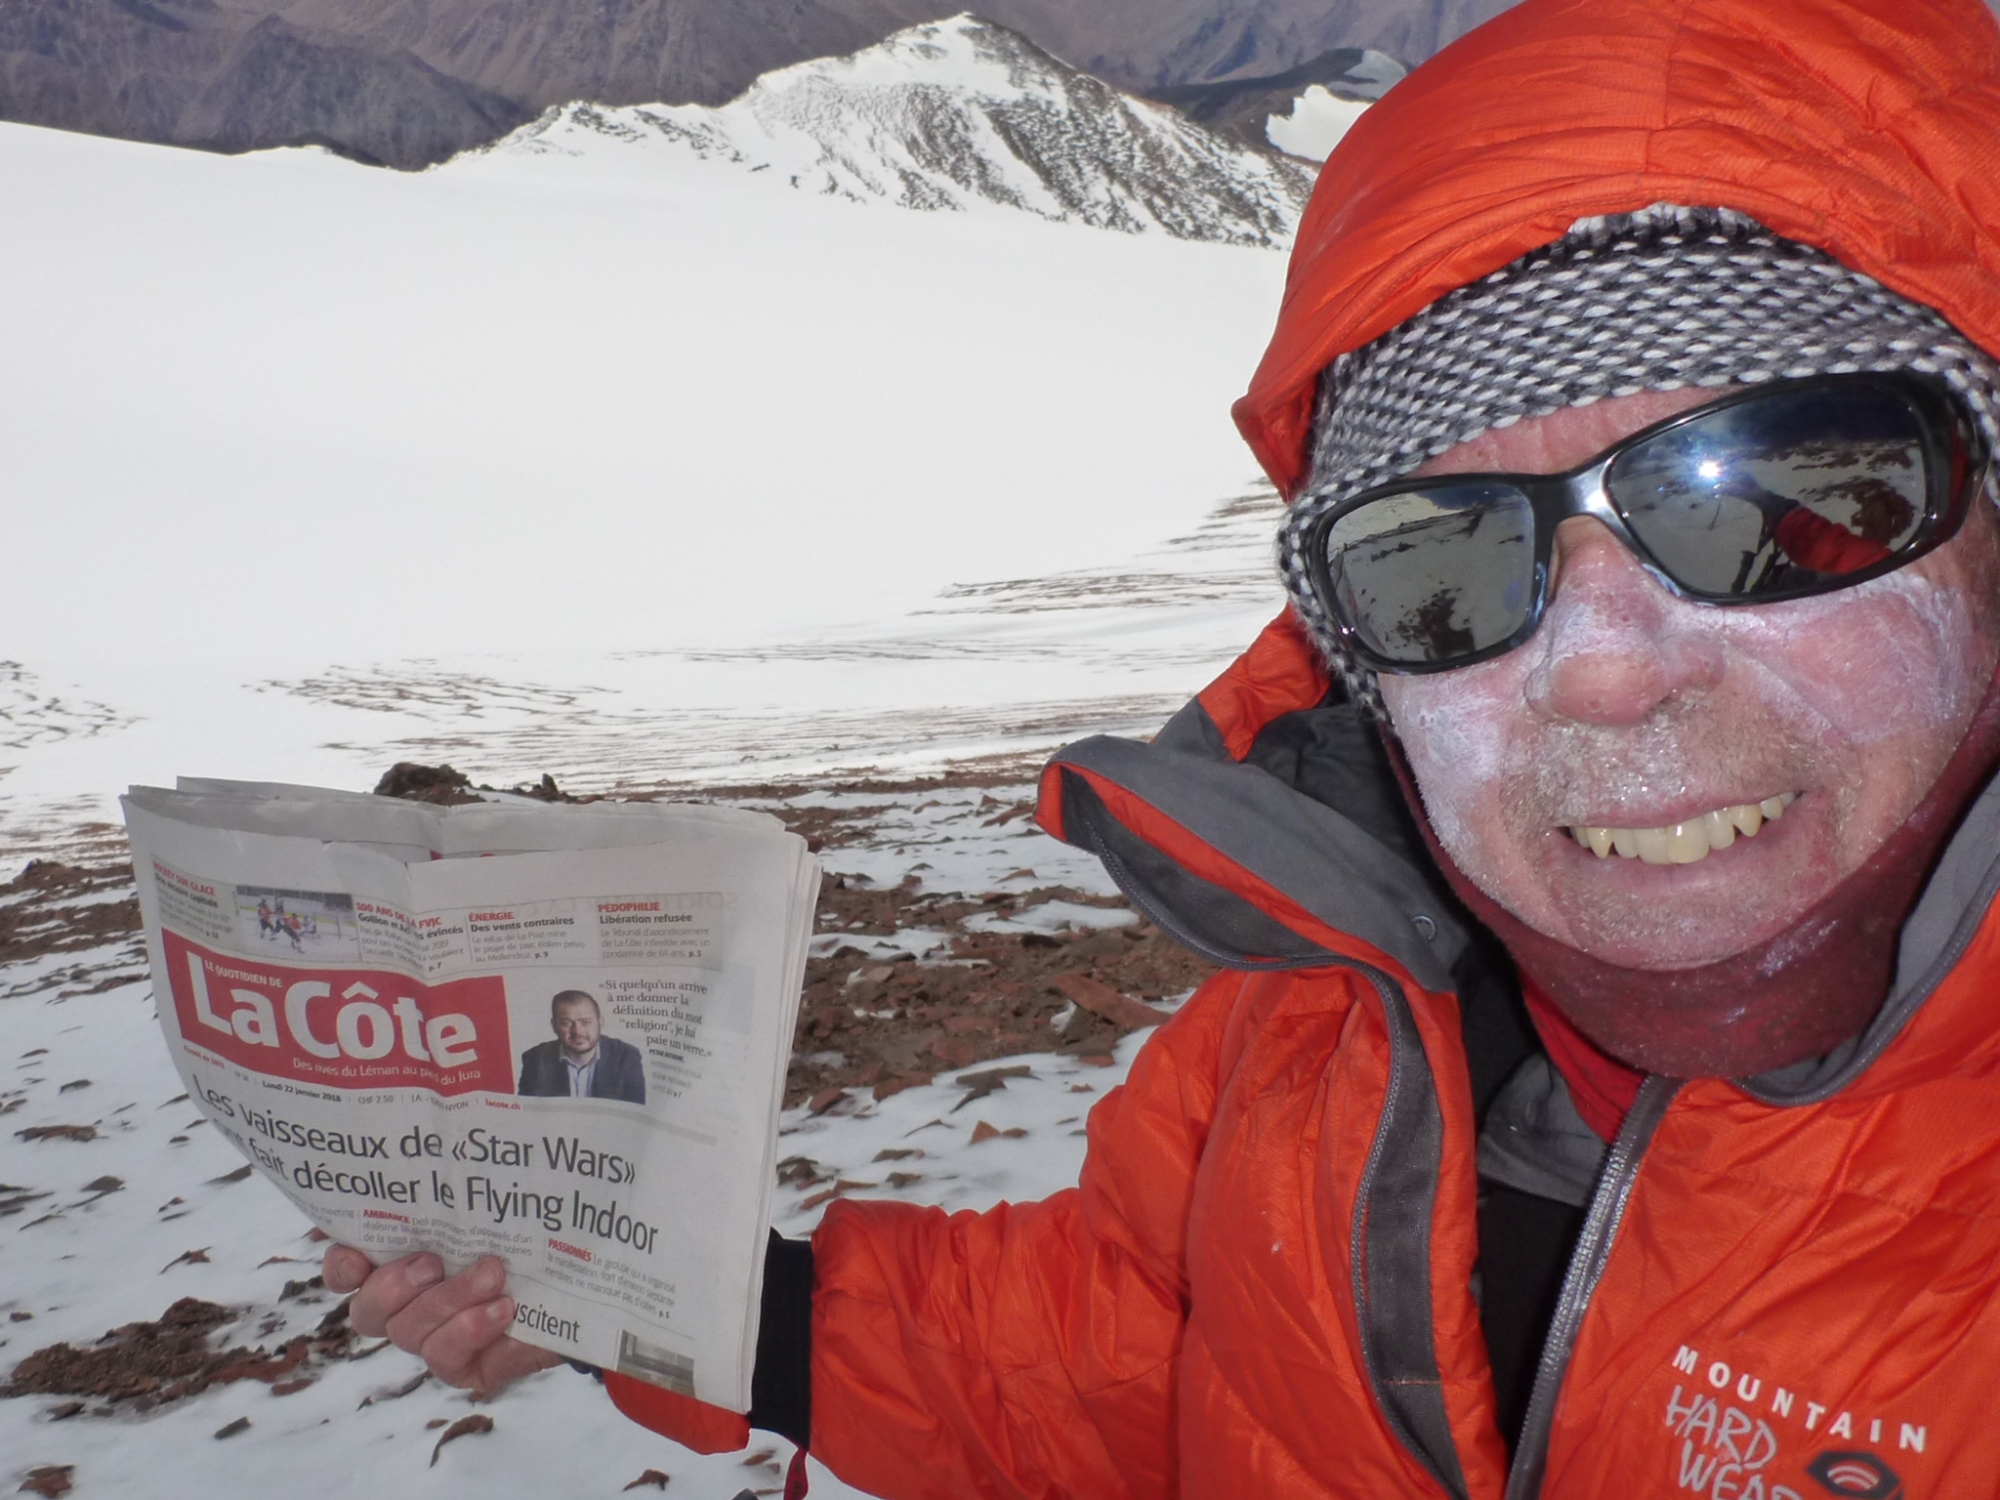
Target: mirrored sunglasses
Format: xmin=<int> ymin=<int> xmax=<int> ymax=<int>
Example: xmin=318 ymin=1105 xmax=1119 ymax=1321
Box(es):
xmin=1301 ymin=372 xmax=1990 ymax=674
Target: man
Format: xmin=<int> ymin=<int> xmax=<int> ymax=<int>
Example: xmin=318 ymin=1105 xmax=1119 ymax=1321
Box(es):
xmin=325 ymin=0 xmax=2000 ymax=1493
xmin=516 ymin=989 xmax=646 ymax=1105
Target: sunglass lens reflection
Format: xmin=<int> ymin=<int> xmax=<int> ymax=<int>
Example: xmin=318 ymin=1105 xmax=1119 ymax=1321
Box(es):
xmin=1325 ymin=484 xmax=1536 ymax=665
xmin=1608 ymin=384 xmax=1930 ymax=596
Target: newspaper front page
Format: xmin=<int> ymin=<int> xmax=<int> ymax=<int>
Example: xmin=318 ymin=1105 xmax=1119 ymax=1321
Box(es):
xmin=122 ymin=781 xmax=818 ymax=1411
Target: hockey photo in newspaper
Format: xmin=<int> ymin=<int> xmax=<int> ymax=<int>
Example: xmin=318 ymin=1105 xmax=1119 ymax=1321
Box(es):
xmin=122 ymin=783 xmax=818 ymax=1412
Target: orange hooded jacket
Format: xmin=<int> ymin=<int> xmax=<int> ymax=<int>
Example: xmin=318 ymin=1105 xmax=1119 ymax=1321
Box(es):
xmin=606 ymin=1 xmax=2000 ymax=1494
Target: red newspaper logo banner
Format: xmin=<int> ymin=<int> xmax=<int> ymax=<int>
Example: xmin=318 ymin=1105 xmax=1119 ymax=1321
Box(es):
xmin=162 ymin=930 xmax=511 ymax=1096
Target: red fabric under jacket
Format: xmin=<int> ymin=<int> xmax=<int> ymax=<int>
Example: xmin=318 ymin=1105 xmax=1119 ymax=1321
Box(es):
xmin=608 ymin=1 xmax=2000 ymax=1494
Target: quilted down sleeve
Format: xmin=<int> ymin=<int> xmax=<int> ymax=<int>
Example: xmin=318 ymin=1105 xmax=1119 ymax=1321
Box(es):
xmin=805 ymin=969 xmax=1240 ymax=1500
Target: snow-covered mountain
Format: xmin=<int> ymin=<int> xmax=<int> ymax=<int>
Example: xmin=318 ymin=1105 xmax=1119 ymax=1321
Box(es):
xmin=485 ymin=16 xmax=1317 ymax=248
xmin=1265 ymin=86 xmax=1372 ymax=162
xmin=0 ymin=0 xmax=1484 ymax=168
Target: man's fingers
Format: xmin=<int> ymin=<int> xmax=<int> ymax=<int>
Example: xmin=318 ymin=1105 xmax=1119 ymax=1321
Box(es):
xmin=325 ymin=1251 xmax=550 ymax=1395
xmin=418 ymin=1296 xmax=523 ymax=1388
xmin=382 ymin=1256 xmax=505 ymax=1354
xmin=348 ymin=1252 xmax=448 ymax=1340
xmin=321 ymin=1244 xmax=376 ymax=1295
xmin=467 ymin=1334 xmax=565 ymax=1394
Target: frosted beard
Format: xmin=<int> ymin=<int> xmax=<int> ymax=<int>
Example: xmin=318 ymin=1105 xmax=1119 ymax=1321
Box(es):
xmin=1384 ymin=665 xmax=2000 ymax=1084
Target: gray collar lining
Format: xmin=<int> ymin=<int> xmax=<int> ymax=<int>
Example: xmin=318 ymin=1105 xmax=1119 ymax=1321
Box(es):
xmin=1742 ymin=766 xmax=2000 ymax=1104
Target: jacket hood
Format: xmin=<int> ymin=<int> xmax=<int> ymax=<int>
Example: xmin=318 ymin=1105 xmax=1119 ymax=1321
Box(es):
xmin=1234 ymin=0 xmax=2000 ymax=498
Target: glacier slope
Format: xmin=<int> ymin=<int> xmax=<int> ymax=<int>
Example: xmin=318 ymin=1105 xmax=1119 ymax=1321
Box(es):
xmin=0 ymin=42 xmax=1292 ymax=858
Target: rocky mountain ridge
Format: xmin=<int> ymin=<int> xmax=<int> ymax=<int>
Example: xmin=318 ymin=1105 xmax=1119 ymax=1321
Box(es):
xmin=0 ymin=0 xmax=1509 ymax=168
xmin=488 ymin=17 xmax=1315 ymax=248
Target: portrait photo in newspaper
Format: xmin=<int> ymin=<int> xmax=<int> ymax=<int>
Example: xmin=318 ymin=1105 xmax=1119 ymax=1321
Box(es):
xmin=517 ymin=988 xmax=647 ymax=1104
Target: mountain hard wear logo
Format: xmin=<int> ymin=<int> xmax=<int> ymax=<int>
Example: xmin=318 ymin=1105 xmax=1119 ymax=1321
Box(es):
xmin=1806 ymin=1451 xmax=1903 ymax=1499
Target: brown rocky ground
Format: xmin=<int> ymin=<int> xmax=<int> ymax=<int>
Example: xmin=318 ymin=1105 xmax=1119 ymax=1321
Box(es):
xmin=1 ymin=768 xmax=1213 ymax=1105
xmin=1 ymin=1292 xmax=362 ymax=1415
xmin=0 ymin=860 xmax=145 ymax=988
xmin=786 ymin=873 xmax=1208 ymax=1108
xmin=4 ymin=766 xmax=1213 ymax=1407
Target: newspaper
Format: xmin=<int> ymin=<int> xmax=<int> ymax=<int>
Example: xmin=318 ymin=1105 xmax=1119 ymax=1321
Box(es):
xmin=121 ymin=779 xmax=819 ymax=1411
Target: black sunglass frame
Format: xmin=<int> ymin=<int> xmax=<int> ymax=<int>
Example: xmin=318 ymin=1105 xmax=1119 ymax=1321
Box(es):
xmin=1300 ymin=371 xmax=1990 ymax=675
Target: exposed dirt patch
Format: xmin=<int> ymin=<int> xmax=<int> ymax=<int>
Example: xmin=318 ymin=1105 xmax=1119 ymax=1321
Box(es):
xmin=784 ymin=875 xmax=1212 ymax=1108
xmin=373 ymin=761 xmax=579 ymax=805
xmin=761 ymin=802 xmax=892 ymax=855
xmin=1 ymin=1296 xmax=358 ymax=1412
xmin=0 ymin=860 xmax=144 ymax=990
xmin=372 ymin=761 xmax=482 ymax=805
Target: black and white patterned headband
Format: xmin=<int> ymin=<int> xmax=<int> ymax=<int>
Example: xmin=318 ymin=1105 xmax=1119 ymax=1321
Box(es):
xmin=1278 ymin=203 xmax=2000 ymax=717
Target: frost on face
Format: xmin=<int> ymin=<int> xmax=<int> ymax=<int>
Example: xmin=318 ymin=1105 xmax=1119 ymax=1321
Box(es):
xmin=1379 ymin=508 xmax=2000 ymax=967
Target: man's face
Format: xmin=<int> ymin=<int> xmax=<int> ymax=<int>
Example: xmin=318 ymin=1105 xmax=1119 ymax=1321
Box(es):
xmin=1379 ymin=387 xmax=2000 ymax=970
xmin=552 ymin=999 xmax=601 ymax=1059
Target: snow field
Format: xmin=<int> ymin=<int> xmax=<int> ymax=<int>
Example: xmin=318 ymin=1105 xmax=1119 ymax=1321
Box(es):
xmin=0 ymin=117 xmax=1282 ymax=669
xmin=772 ymin=1032 xmax=1154 ymax=1236
xmin=1 ymin=794 xmax=1155 ymax=1499
xmin=0 ymin=108 xmax=1288 ymax=860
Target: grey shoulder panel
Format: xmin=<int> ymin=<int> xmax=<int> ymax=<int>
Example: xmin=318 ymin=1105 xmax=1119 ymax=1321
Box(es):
xmin=1352 ymin=964 xmax=1471 ymax=1500
xmin=1059 ymin=774 xmax=1335 ymax=970
xmin=1050 ymin=720 xmax=1463 ymax=989
xmin=1151 ymin=695 xmax=1234 ymax=758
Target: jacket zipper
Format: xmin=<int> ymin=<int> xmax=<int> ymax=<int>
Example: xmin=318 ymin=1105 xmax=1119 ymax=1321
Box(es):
xmin=1502 ymin=1075 xmax=1681 ymax=1500
xmin=1077 ymin=785 xmax=1679 ymax=1499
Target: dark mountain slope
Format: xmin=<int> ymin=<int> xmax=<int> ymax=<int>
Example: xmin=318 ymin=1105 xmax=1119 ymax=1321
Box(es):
xmin=0 ymin=0 xmax=529 ymax=165
xmin=1 ymin=0 xmax=1516 ymax=166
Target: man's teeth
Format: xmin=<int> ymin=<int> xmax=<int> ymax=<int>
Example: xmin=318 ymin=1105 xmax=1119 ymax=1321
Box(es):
xmin=1570 ymin=793 xmax=1798 ymax=865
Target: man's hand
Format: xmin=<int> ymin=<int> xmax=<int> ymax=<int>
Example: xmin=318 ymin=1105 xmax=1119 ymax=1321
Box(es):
xmin=323 ymin=1245 xmax=564 ymax=1394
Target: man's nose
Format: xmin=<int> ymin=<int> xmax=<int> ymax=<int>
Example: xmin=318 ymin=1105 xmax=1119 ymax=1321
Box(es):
xmin=1523 ymin=517 xmax=1725 ymax=725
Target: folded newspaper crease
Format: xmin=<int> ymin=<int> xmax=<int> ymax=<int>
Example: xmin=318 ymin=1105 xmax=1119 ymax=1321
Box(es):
xmin=122 ymin=779 xmax=820 ymax=1412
